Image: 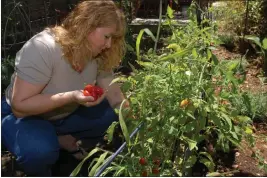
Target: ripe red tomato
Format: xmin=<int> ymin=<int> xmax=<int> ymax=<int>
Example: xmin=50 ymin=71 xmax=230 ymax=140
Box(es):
xmin=94 ymin=86 xmax=104 ymax=97
xmin=91 ymin=92 xmax=98 ymax=101
xmin=83 ymin=84 xmax=104 ymax=101
xmin=153 ymin=159 xmax=160 ymax=166
xmin=139 ymin=157 xmax=146 ymax=165
xmin=84 ymin=84 xmax=94 ymax=92
xmin=152 ymin=168 xmax=159 ymax=175
xmin=83 ymin=90 xmax=91 ymax=96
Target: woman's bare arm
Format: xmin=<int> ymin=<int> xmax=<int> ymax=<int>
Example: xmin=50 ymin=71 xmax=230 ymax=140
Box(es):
xmin=11 ymin=76 xmax=75 ymax=118
xmin=11 ymin=76 xmax=102 ymax=118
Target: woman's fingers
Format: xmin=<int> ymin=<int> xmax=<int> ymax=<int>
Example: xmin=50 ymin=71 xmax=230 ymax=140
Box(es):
xmin=82 ymin=92 xmax=106 ymax=107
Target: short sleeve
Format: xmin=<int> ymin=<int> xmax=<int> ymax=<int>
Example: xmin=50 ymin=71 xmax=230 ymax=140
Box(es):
xmin=15 ymin=38 xmax=53 ymax=84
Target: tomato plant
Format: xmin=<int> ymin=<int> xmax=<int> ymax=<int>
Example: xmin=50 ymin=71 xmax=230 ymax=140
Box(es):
xmin=72 ymin=4 xmax=255 ymax=177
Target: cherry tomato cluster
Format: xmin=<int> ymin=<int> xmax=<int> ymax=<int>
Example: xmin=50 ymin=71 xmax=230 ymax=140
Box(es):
xmin=139 ymin=158 xmax=160 ymax=176
xmin=83 ymin=84 xmax=104 ymax=101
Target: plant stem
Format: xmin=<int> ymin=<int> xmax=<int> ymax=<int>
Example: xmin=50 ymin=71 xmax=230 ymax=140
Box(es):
xmin=154 ymin=0 xmax=163 ymax=54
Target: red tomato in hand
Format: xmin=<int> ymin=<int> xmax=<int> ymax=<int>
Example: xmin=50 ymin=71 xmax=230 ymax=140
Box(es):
xmin=94 ymin=86 xmax=104 ymax=97
xmin=84 ymin=84 xmax=94 ymax=92
xmin=83 ymin=84 xmax=104 ymax=101
xmin=83 ymin=90 xmax=91 ymax=96
xmin=91 ymin=92 xmax=98 ymax=101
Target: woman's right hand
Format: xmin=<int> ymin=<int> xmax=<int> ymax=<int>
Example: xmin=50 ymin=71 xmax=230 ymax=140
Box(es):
xmin=72 ymin=90 xmax=106 ymax=107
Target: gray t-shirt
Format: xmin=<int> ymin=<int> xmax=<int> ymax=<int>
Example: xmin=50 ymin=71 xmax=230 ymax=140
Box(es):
xmin=5 ymin=29 xmax=112 ymax=120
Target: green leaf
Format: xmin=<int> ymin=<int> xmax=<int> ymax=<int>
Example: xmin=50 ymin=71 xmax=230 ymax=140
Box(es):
xmin=128 ymin=62 xmax=137 ymax=73
xmin=143 ymin=28 xmax=156 ymax=42
xmin=245 ymin=126 xmax=253 ymax=134
xmin=100 ymin=166 xmax=118 ymax=177
xmin=121 ymin=81 xmax=132 ymax=93
xmin=109 ymin=77 xmax=126 ymax=86
xmin=220 ymin=112 xmax=232 ymax=130
xmin=136 ymin=28 xmax=156 ymax=61
xmin=226 ymin=71 xmax=238 ymax=86
xmin=119 ymin=99 xmax=131 ymax=146
xmin=235 ymin=116 xmax=252 ymax=124
xmin=89 ymin=152 xmax=109 ymax=176
xmin=167 ymin=5 xmax=174 ymax=19
xmin=106 ymin=121 xmax=118 ymax=144
xmin=226 ymin=136 xmax=241 ymax=147
xmin=186 ymin=112 xmax=196 ymax=120
xmin=182 ymin=121 xmax=196 ymax=133
xmin=136 ymin=61 xmax=155 ymax=68
xmin=228 ymin=60 xmax=239 ymax=71
xmin=114 ymin=166 xmax=126 ymax=176
xmin=262 ymin=38 xmax=267 ymax=50
xmin=182 ymin=136 xmax=198 ymax=151
xmin=168 ymin=125 xmax=179 ymax=135
xmin=199 ymin=157 xmax=215 ymax=172
xmin=167 ymin=43 xmax=180 ymax=51
xmin=70 ymin=148 xmax=100 ymax=176
xmin=245 ymin=35 xmax=261 ymax=48
xmin=192 ymin=48 xmax=198 ymax=58
xmin=126 ymin=43 xmax=134 ymax=52
xmin=169 ymin=116 xmax=175 ymax=123
xmin=136 ymin=30 xmax=145 ymax=61
xmin=207 ymin=49 xmax=212 ymax=60
xmin=184 ymin=155 xmax=197 ymax=168
xmin=210 ymin=115 xmax=222 ymax=127
xmin=199 ymin=152 xmax=214 ymax=162
xmin=88 ymin=158 xmax=99 ymax=171
xmin=158 ymin=49 xmax=190 ymax=61
xmin=230 ymin=131 xmax=239 ymax=140
xmin=206 ymin=172 xmax=221 ymax=177
xmin=147 ymin=138 xmax=154 ymax=143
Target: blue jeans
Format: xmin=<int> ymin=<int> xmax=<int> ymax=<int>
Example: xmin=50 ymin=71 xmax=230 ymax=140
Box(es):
xmin=1 ymin=97 xmax=118 ymax=176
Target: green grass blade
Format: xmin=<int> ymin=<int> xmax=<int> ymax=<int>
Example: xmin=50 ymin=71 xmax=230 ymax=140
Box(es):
xmin=119 ymin=99 xmax=131 ymax=146
xmin=70 ymin=148 xmax=100 ymax=176
xmin=89 ymin=152 xmax=109 ymax=176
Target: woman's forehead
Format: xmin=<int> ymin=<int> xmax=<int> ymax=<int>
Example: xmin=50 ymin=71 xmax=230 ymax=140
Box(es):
xmin=97 ymin=25 xmax=116 ymax=34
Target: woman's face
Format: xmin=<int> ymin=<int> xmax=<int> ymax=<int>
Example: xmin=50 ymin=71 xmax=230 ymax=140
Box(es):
xmin=88 ymin=25 xmax=116 ymax=57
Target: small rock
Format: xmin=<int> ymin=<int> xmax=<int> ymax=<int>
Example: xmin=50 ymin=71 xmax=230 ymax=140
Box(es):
xmin=218 ymin=169 xmax=224 ymax=173
xmin=232 ymin=164 xmax=239 ymax=169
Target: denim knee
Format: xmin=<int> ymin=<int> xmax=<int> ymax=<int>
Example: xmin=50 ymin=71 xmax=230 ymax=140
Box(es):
xmin=2 ymin=114 xmax=60 ymax=176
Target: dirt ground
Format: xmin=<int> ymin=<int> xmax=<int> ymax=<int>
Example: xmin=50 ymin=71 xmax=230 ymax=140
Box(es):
xmin=1 ymin=46 xmax=267 ymax=177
